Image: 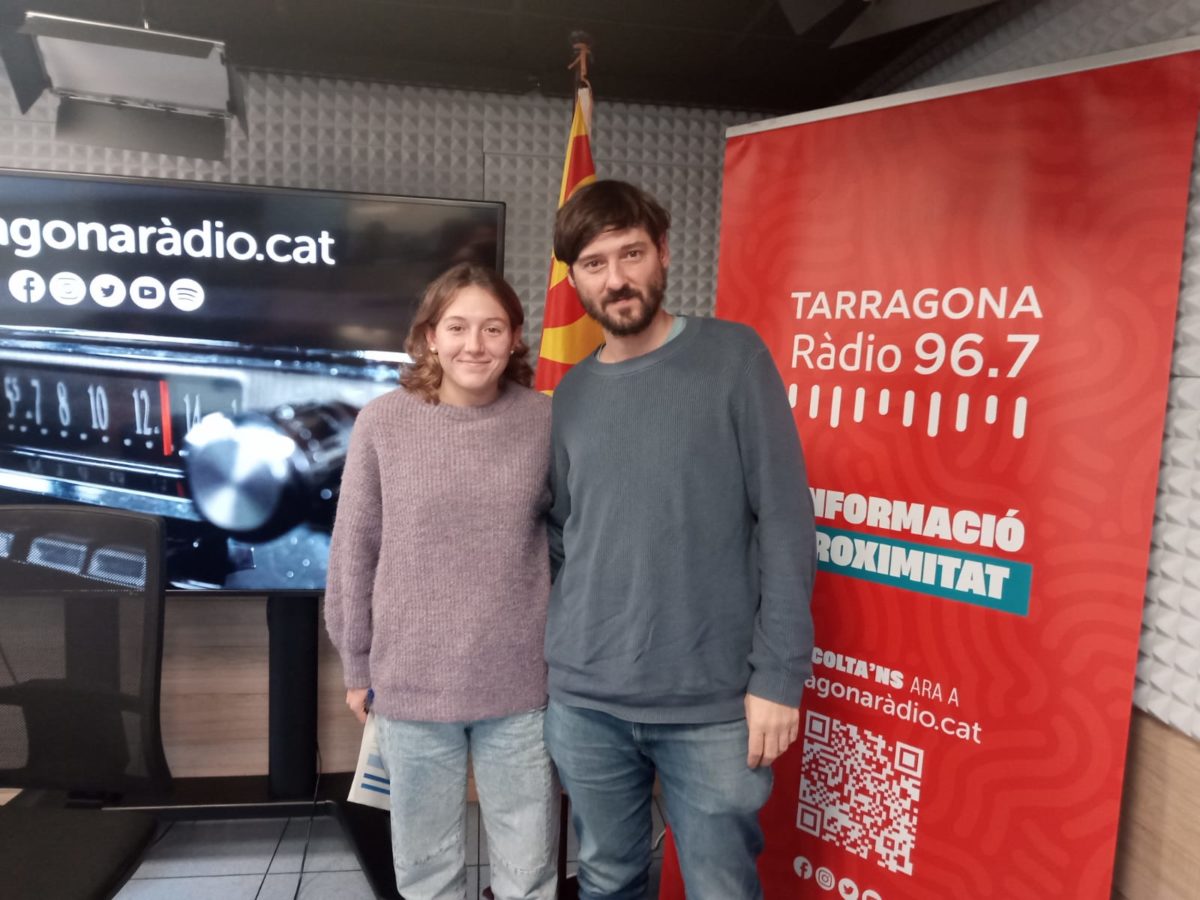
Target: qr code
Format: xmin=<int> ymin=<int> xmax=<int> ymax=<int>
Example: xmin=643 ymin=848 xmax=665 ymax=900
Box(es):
xmin=798 ymin=711 xmax=922 ymax=876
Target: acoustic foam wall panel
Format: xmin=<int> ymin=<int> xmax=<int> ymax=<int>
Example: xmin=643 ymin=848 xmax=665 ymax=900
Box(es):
xmin=0 ymin=71 xmax=753 ymax=357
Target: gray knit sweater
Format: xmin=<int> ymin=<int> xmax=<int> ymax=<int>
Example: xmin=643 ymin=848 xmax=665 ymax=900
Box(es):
xmin=547 ymin=316 xmax=816 ymax=724
xmin=324 ymin=383 xmax=552 ymax=723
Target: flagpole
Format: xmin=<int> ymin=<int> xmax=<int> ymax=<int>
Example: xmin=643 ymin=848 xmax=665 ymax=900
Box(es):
xmin=534 ymin=33 xmax=603 ymax=393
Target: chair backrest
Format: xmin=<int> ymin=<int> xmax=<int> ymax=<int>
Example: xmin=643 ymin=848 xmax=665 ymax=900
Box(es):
xmin=0 ymin=504 xmax=171 ymax=797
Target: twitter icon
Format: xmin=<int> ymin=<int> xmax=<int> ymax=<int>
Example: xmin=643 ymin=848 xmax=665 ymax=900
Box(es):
xmin=89 ymin=274 xmax=126 ymax=308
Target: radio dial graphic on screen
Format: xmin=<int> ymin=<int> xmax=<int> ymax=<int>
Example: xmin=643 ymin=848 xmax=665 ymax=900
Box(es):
xmin=183 ymin=401 xmax=356 ymax=541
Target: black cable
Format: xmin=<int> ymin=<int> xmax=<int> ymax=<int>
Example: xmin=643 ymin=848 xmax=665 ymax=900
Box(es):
xmin=291 ymin=742 xmax=322 ymax=900
xmin=0 ymin=640 xmax=17 ymax=683
xmin=145 ymin=819 xmax=175 ymax=851
xmin=254 ymin=811 xmax=290 ymax=900
xmin=250 ymin=740 xmax=322 ymax=900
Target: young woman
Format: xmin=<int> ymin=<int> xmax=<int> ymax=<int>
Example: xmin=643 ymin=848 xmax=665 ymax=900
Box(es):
xmin=324 ymin=262 xmax=556 ymax=900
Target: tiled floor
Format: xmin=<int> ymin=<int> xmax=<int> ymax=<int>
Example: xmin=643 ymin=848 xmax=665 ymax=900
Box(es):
xmin=117 ymin=798 xmax=666 ymax=899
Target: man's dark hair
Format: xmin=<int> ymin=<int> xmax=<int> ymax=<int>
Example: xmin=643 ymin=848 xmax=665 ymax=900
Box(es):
xmin=553 ymin=180 xmax=672 ymax=265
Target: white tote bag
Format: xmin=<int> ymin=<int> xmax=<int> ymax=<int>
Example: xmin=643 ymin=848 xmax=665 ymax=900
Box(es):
xmin=347 ymin=712 xmax=391 ymax=810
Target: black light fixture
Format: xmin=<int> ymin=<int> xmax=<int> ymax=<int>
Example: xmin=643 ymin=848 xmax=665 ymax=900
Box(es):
xmin=0 ymin=11 xmax=247 ymax=160
xmin=833 ymin=0 xmax=1000 ymax=46
xmin=777 ymin=0 xmax=1000 ymax=47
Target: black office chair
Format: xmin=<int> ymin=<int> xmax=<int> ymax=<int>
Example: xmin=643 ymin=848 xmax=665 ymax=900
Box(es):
xmin=0 ymin=504 xmax=172 ymax=900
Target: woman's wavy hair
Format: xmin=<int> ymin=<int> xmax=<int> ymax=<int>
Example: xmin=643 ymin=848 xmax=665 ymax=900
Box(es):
xmin=401 ymin=262 xmax=534 ymax=403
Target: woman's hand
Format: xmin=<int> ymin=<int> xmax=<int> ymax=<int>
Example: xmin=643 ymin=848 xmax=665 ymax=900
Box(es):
xmin=346 ymin=687 xmax=371 ymax=725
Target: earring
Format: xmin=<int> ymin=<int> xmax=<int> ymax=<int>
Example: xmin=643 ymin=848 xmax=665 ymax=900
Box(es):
xmin=429 ymin=346 xmax=438 ymax=354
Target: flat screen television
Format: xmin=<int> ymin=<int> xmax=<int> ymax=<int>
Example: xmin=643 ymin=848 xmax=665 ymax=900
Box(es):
xmin=0 ymin=168 xmax=504 ymax=592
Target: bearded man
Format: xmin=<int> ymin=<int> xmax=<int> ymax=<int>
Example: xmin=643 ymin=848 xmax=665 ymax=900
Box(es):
xmin=543 ymin=179 xmax=817 ymax=900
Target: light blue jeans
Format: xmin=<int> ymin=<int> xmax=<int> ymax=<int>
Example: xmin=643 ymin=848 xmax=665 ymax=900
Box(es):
xmin=374 ymin=708 xmax=559 ymax=900
xmin=544 ymin=700 xmax=772 ymax=900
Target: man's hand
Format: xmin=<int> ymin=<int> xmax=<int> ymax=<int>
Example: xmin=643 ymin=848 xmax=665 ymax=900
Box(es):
xmin=745 ymin=693 xmax=799 ymax=768
xmin=346 ymin=687 xmax=370 ymax=725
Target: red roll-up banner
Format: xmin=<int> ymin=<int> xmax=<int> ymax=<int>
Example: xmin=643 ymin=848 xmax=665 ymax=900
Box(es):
xmin=709 ymin=42 xmax=1200 ymax=900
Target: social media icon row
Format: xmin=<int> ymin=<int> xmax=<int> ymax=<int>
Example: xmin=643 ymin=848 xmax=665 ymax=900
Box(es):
xmin=7 ymin=270 xmax=205 ymax=312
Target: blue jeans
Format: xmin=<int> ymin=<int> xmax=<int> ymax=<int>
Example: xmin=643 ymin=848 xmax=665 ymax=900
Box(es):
xmin=544 ymin=701 xmax=772 ymax=900
xmin=374 ymin=708 xmax=559 ymax=900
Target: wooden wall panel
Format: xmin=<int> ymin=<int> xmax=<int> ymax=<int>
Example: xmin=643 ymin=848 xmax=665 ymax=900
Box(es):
xmin=158 ymin=596 xmax=269 ymax=777
xmin=158 ymin=595 xmax=362 ymax=777
xmin=1113 ymin=710 xmax=1200 ymax=900
xmin=316 ymin=625 xmax=363 ymax=773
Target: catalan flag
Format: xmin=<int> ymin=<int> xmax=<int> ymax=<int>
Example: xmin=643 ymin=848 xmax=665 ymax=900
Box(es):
xmin=534 ymin=83 xmax=603 ymax=392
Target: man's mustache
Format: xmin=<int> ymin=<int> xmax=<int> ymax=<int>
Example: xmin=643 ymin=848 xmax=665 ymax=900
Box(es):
xmin=604 ymin=286 xmax=642 ymax=305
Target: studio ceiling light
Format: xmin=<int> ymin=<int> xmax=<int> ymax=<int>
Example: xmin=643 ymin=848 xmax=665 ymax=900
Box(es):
xmin=0 ymin=12 xmax=246 ymax=160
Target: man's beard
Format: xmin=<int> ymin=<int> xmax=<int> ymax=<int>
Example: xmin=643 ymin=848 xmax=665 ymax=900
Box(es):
xmin=580 ymin=269 xmax=667 ymax=337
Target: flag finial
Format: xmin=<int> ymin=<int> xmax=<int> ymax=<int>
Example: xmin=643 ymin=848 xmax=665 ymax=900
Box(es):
xmin=568 ymin=31 xmax=593 ymax=88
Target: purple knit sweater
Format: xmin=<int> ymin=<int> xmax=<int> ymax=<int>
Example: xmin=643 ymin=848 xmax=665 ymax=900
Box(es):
xmin=323 ymin=383 xmax=552 ymax=723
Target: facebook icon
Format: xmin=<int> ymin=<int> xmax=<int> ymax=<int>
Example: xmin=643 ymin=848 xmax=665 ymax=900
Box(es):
xmin=8 ymin=270 xmax=45 ymax=304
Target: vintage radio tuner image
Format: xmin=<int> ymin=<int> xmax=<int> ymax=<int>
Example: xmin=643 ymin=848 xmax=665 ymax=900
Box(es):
xmin=0 ymin=168 xmax=504 ymax=592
